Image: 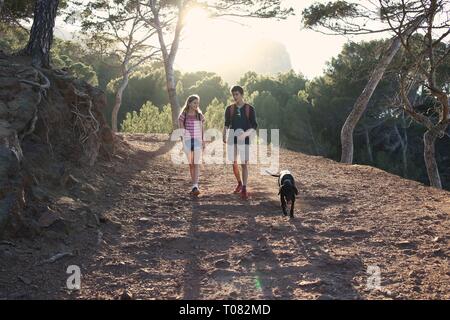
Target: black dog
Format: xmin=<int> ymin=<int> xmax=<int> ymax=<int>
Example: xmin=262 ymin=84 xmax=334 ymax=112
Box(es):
xmin=267 ymin=170 xmax=298 ymax=218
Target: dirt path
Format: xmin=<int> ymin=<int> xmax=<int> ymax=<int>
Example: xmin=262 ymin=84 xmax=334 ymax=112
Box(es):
xmin=1 ymin=134 xmax=449 ymax=299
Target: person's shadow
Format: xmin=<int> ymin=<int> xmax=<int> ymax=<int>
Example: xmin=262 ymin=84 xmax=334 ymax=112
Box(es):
xmin=180 ymin=188 xmax=363 ymax=300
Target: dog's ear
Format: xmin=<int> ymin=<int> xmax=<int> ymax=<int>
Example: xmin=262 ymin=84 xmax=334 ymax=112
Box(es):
xmin=294 ymin=186 xmax=299 ymax=195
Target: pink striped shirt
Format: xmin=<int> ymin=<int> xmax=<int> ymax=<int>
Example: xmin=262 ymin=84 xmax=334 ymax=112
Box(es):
xmin=178 ymin=112 xmax=205 ymax=140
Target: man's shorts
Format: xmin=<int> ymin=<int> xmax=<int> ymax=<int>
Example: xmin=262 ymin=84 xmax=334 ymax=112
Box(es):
xmin=227 ymin=136 xmax=250 ymax=163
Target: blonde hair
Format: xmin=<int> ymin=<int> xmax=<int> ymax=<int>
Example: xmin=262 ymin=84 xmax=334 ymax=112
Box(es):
xmin=181 ymin=94 xmax=202 ymax=116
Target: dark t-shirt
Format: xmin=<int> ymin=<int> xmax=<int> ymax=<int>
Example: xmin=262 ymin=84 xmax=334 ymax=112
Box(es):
xmin=224 ymin=103 xmax=258 ymax=145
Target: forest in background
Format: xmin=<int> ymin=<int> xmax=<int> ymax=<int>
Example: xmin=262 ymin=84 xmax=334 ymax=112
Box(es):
xmin=0 ymin=0 xmax=448 ymax=190
xmin=1 ymin=23 xmax=449 ymax=190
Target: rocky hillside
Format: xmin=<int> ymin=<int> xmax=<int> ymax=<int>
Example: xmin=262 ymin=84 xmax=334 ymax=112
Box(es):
xmin=0 ymin=52 xmax=118 ymax=239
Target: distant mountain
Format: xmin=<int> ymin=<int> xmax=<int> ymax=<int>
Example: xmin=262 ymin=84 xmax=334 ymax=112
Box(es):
xmin=177 ymin=39 xmax=293 ymax=85
xmin=216 ymin=39 xmax=293 ymax=84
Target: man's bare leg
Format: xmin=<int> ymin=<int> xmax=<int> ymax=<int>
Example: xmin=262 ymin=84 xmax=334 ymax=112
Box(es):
xmin=241 ymin=163 xmax=248 ymax=187
xmin=233 ymin=161 xmax=241 ymax=183
xmin=240 ymin=161 xmax=250 ymax=199
xmin=232 ymin=144 xmax=243 ymax=193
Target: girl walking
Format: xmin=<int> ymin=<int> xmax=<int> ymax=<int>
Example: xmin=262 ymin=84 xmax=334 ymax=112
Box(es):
xmin=178 ymin=95 xmax=205 ymax=196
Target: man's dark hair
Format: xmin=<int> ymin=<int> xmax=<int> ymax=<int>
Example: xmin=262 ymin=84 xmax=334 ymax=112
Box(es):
xmin=231 ymin=85 xmax=244 ymax=95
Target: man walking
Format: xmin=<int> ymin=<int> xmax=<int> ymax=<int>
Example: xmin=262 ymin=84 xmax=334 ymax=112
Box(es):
xmin=223 ymin=86 xmax=258 ymax=200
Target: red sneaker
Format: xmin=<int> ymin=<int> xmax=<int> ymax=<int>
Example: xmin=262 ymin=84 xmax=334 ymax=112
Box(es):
xmin=240 ymin=187 xmax=249 ymax=200
xmin=233 ymin=182 xmax=243 ymax=194
xmin=191 ymin=187 xmax=200 ymax=197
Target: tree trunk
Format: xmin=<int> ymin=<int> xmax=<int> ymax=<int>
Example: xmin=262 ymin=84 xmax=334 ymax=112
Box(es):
xmin=401 ymin=140 xmax=408 ymax=178
xmin=307 ymin=121 xmax=319 ymax=155
xmin=0 ymin=0 xmax=4 ymax=13
xmin=364 ymin=127 xmax=373 ymax=163
xmin=400 ymin=114 xmax=409 ymax=178
xmin=423 ymin=129 xmax=442 ymax=188
xmin=393 ymin=124 xmax=409 ymax=178
xmin=112 ymin=70 xmax=130 ymax=133
xmin=340 ymin=14 xmax=426 ymax=164
xmin=340 ymin=36 xmax=402 ymax=163
xmin=23 ymin=0 xmax=59 ymax=68
xmin=164 ymin=61 xmax=180 ymax=129
xmin=150 ymin=2 xmax=183 ymax=130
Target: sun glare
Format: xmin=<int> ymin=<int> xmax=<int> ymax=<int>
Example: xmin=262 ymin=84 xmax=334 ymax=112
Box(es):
xmin=184 ymin=7 xmax=210 ymax=29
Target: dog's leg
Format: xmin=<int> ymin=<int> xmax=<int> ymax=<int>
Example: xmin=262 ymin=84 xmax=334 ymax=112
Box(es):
xmin=281 ymin=194 xmax=287 ymax=216
xmin=289 ymin=199 xmax=295 ymax=218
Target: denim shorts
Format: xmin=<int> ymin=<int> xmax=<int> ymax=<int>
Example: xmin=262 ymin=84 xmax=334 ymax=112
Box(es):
xmin=183 ymin=138 xmax=202 ymax=153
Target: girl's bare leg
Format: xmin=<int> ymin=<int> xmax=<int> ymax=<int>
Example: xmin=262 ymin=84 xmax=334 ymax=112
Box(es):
xmin=193 ymin=148 xmax=201 ymax=187
xmin=188 ymin=152 xmax=195 ymax=185
xmin=193 ymin=164 xmax=199 ymax=186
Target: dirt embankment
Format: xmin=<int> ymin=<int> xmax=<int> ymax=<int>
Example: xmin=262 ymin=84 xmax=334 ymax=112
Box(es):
xmin=0 ymin=53 xmax=117 ymax=239
xmin=1 ymin=133 xmax=449 ymax=300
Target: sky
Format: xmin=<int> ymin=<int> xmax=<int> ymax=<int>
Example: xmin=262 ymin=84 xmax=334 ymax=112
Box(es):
xmin=54 ymin=0 xmax=387 ymax=80
xmin=176 ymin=0 xmax=384 ymax=80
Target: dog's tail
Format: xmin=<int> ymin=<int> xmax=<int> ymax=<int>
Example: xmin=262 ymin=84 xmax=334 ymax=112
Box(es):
xmin=265 ymin=170 xmax=280 ymax=177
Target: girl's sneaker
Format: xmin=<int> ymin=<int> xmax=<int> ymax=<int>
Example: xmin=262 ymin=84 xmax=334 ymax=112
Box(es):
xmin=191 ymin=186 xmax=200 ymax=196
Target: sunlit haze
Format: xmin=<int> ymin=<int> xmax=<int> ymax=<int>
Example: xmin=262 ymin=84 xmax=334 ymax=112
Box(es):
xmin=176 ymin=1 xmax=382 ymax=82
xmin=53 ymin=0 xmax=387 ymax=83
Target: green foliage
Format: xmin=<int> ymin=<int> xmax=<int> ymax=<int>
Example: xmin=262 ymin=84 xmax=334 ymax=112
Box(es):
xmin=51 ymin=39 xmax=105 ymax=86
xmin=1 ymin=0 xmax=35 ymax=23
xmin=121 ymin=102 xmax=173 ymax=134
xmin=302 ymin=1 xmax=359 ymax=28
xmin=248 ymin=91 xmax=281 ymax=130
xmin=179 ymin=74 xmax=229 ymax=109
xmin=241 ymin=70 xmax=307 ymax=107
xmin=1 ymin=0 xmax=69 ymax=26
xmin=0 ymin=25 xmax=103 ymax=87
xmin=0 ymin=14 xmax=448 ymax=189
xmin=0 ymin=23 xmax=28 ymax=52
xmin=204 ymin=98 xmax=226 ymax=130
xmin=180 ymin=71 xmax=217 ymax=90
xmin=108 ymin=68 xmax=230 ymax=129
xmin=200 ymin=0 xmax=294 ymax=19
xmin=105 ymin=65 xmax=168 ymax=125
xmin=235 ymin=39 xmax=449 ymax=190
xmin=239 ymin=70 xmax=309 ymax=148
xmin=52 ymin=54 xmax=99 ymax=86
xmin=69 ymin=62 xmax=99 ymax=86
xmin=74 ymin=0 xmax=158 ymax=78
xmin=281 ymin=95 xmax=317 ymax=154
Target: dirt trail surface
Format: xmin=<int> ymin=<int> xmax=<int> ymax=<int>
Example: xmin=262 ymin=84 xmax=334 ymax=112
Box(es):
xmin=1 ymin=134 xmax=449 ymax=299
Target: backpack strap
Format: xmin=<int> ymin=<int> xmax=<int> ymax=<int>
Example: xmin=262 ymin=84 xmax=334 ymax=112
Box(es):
xmin=244 ymin=104 xmax=251 ymax=121
xmin=229 ymin=104 xmax=236 ymax=120
xmin=199 ymin=112 xmax=204 ymax=141
xmin=229 ymin=104 xmax=251 ymax=128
